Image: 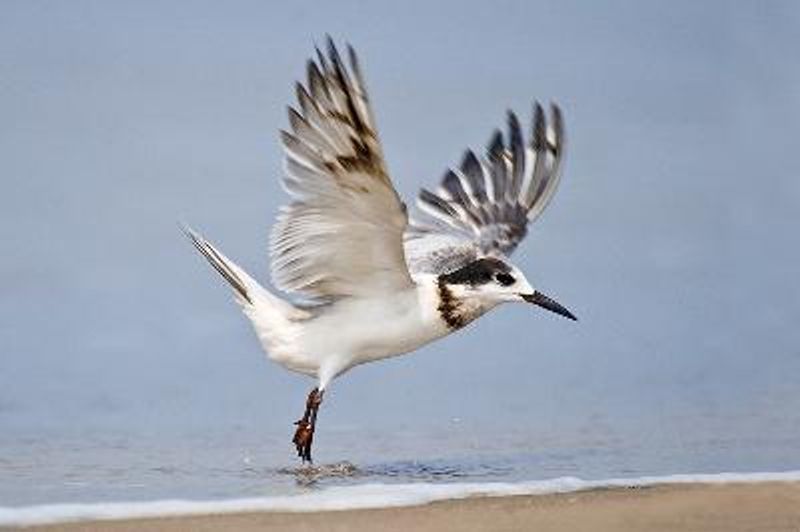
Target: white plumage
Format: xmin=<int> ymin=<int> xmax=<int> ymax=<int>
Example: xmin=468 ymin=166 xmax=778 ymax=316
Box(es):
xmin=185 ymin=37 xmax=575 ymax=462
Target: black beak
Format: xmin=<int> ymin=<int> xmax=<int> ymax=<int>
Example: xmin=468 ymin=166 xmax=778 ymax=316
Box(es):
xmin=522 ymin=291 xmax=577 ymax=321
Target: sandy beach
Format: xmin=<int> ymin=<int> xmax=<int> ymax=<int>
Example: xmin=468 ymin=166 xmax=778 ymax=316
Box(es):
xmin=15 ymin=481 xmax=800 ymax=532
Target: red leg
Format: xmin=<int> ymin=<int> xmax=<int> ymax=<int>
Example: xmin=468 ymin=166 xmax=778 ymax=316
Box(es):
xmin=292 ymin=388 xmax=323 ymax=463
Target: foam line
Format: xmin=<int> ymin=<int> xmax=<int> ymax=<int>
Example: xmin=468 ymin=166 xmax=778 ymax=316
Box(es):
xmin=2 ymin=471 xmax=800 ymax=527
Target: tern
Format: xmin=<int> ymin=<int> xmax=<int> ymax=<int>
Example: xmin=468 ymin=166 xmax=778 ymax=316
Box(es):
xmin=184 ymin=38 xmax=576 ymax=462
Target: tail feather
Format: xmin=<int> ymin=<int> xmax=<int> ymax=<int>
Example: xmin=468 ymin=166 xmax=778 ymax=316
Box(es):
xmin=182 ymin=224 xmax=310 ymax=372
xmin=182 ymin=224 xmax=254 ymax=305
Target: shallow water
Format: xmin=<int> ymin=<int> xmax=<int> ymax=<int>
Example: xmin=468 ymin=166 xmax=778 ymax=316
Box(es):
xmin=3 ymin=411 xmax=799 ymax=507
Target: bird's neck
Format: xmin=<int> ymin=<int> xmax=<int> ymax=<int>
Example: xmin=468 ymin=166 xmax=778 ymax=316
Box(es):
xmin=434 ymin=279 xmax=495 ymax=330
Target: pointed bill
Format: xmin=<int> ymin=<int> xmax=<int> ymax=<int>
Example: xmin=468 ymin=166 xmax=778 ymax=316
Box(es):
xmin=521 ymin=291 xmax=577 ymax=321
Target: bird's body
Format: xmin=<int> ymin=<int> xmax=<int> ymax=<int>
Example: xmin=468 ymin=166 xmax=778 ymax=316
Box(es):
xmin=185 ymin=37 xmax=576 ymax=462
xmin=264 ymin=279 xmax=448 ymax=379
xmin=189 ymin=247 xmax=480 ymax=386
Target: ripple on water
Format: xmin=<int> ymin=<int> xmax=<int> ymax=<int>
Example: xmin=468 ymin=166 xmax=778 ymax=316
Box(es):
xmin=276 ymin=457 xmax=516 ymax=487
xmin=362 ymin=457 xmax=514 ymax=481
xmin=277 ymin=461 xmax=361 ymax=486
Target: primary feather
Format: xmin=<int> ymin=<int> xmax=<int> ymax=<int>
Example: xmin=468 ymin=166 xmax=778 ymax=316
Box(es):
xmin=271 ymin=38 xmax=413 ymax=300
xmin=409 ymin=103 xmax=565 ymax=260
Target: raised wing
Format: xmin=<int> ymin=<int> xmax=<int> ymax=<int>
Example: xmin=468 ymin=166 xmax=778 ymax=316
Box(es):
xmin=410 ymin=103 xmax=565 ymax=258
xmin=271 ymin=38 xmax=413 ymax=300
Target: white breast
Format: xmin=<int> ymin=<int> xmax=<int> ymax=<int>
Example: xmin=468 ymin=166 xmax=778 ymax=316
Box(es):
xmin=295 ymin=278 xmax=451 ymax=375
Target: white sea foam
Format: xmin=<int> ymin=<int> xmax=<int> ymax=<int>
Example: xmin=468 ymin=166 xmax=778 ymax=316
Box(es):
xmin=2 ymin=471 xmax=799 ymax=527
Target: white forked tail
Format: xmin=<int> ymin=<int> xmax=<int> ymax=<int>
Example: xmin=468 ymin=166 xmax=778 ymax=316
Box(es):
xmin=182 ymin=225 xmax=306 ymax=362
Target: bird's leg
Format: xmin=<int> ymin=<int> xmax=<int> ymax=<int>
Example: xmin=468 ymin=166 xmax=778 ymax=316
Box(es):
xmin=292 ymin=388 xmax=323 ymax=463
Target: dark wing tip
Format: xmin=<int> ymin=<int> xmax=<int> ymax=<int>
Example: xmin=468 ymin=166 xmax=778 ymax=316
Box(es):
xmin=287 ymin=105 xmax=302 ymax=122
xmin=347 ymin=42 xmax=366 ymax=86
xmin=347 ymin=42 xmax=358 ymax=65
xmin=487 ymin=129 xmax=504 ymax=158
xmin=532 ymin=101 xmax=546 ymax=150
xmin=460 ymin=149 xmax=481 ymax=172
xmin=326 ymin=35 xmax=344 ymax=68
xmin=549 ymin=102 xmax=564 ymax=151
xmin=314 ymin=43 xmax=328 ymax=72
xmin=307 ymin=59 xmax=323 ymax=86
xmin=506 ymin=109 xmax=520 ymax=128
xmin=507 ymin=110 xmax=523 ymax=148
xmin=507 ymin=111 xmax=523 ymax=148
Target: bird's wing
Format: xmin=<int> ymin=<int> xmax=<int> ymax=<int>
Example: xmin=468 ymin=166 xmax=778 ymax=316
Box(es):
xmin=404 ymin=228 xmax=479 ymax=276
xmin=407 ymin=103 xmax=565 ymax=259
xmin=271 ymin=39 xmax=413 ymax=300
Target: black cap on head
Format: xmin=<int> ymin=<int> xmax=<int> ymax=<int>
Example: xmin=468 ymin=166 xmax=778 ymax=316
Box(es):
xmin=438 ymin=257 xmax=511 ymax=286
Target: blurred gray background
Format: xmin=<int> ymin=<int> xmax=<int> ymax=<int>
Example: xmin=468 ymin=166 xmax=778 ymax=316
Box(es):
xmin=1 ymin=1 xmax=799 ymax=471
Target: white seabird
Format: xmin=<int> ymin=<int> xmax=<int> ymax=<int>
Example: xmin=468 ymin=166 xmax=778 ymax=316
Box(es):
xmin=184 ymin=37 xmax=576 ymax=462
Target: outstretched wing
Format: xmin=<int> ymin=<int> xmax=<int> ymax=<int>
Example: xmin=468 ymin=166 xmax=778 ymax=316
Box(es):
xmin=271 ymin=38 xmax=413 ymax=300
xmin=409 ymin=103 xmax=565 ymax=260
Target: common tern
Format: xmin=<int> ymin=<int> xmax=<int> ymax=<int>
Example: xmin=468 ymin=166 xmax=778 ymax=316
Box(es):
xmin=185 ymin=38 xmax=576 ymax=462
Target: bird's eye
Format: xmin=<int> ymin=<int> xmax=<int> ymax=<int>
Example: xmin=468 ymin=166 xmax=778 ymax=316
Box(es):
xmin=495 ymin=272 xmax=515 ymax=286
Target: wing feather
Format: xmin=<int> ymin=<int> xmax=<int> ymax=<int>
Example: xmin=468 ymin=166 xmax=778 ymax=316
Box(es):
xmin=410 ymin=103 xmax=566 ymax=257
xmin=271 ymin=38 xmax=413 ymax=300
xmin=460 ymin=150 xmax=489 ymax=205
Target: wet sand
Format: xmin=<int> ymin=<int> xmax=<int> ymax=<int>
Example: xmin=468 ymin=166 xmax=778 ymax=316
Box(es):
xmin=15 ymin=481 xmax=800 ymax=532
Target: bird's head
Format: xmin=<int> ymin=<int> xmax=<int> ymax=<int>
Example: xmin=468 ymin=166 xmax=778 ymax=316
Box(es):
xmin=436 ymin=257 xmax=576 ymax=326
